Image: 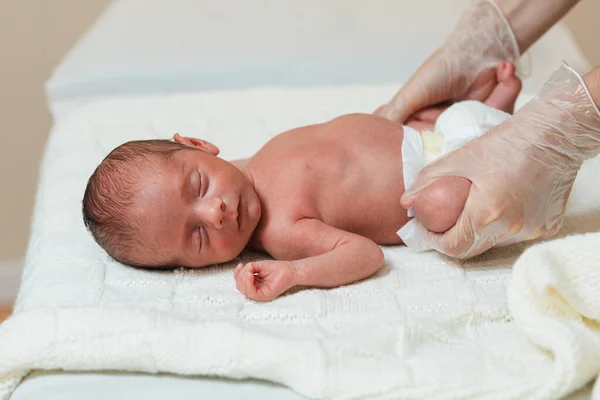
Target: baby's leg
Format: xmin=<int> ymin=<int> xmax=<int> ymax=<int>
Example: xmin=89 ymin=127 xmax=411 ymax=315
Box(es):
xmin=482 ymin=62 xmax=522 ymax=114
xmin=411 ymin=177 xmax=471 ymax=233
xmin=400 ymin=63 xmax=521 ymax=134
xmin=405 ymin=63 xmax=521 ymax=234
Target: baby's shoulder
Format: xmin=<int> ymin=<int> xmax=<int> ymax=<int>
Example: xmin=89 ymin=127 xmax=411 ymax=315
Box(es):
xmin=323 ymin=113 xmax=403 ymax=144
xmin=328 ymin=112 xmax=378 ymax=124
xmin=327 ymin=112 xmax=398 ymax=129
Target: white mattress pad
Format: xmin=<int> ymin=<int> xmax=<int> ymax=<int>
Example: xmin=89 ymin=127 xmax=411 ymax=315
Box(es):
xmin=2 ymin=85 xmax=600 ymax=400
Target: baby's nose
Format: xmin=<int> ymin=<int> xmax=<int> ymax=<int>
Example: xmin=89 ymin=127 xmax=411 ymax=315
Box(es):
xmin=201 ymin=197 xmax=225 ymax=229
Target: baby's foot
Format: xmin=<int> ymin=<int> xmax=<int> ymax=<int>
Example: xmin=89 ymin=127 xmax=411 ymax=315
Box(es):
xmin=483 ymin=62 xmax=522 ymax=114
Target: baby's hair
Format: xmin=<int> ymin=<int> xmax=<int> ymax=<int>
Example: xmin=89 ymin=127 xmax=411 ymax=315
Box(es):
xmin=82 ymin=139 xmax=189 ymax=266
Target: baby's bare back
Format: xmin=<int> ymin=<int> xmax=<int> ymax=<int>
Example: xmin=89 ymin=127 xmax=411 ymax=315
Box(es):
xmin=246 ymin=113 xmax=409 ymax=245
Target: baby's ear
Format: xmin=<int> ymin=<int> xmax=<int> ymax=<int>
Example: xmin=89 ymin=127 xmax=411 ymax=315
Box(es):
xmin=173 ymin=133 xmax=219 ymax=156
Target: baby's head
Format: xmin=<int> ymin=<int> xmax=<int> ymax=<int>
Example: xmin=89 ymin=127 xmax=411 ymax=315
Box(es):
xmin=82 ymin=134 xmax=261 ymax=269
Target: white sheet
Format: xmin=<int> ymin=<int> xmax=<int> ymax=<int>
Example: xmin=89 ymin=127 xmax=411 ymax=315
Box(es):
xmin=2 ymin=84 xmax=600 ymax=400
xmin=11 ymin=372 xmax=307 ymax=400
xmin=46 ymin=0 xmax=591 ymax=119
xmin=11 ymin=373 xmax=591 ymax=400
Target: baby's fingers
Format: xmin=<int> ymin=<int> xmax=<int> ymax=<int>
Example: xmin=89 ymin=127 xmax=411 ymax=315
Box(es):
xmin=235 ymin=265 xmax=246 ymax=293
xmin=235 ymin=264 xmax=253 ymax=295
xmin=243 ymin=264 xmax=257 ymax=297
xmin=234 ymin=263 xmax=244 ymax=280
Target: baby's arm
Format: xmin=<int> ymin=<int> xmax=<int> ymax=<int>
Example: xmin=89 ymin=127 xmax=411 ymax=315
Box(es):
xmin=234 ymin=218 xmax=384 ymax=302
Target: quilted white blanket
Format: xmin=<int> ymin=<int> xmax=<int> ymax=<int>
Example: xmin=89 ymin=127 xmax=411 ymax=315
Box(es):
xmin=1 ymin=85 xmax=600 ymax=400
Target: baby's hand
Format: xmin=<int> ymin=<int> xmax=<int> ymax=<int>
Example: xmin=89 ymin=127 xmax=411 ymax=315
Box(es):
xmin=234 ymin=260 xmax=297 ymax=302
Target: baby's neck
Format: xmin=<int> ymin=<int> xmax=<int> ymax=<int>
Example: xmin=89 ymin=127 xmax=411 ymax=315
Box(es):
xmin=231 ymin=158 xmax=265 ymax=253
xmin=246 ymin=232 xmax=264 ymax=253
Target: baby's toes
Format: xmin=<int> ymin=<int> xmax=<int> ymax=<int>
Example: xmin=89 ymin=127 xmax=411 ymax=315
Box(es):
xmin=496 ymin=62 xmax=515 ymax=81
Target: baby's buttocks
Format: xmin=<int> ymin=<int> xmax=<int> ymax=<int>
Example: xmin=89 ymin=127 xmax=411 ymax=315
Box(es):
xmin=435 ymin=100 xmax=511 ymax=155
xmin=401 ymin=101 xmax=512 ymax=191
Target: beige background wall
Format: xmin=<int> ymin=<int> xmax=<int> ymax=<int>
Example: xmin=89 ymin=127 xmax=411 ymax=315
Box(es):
xmin=564 ymin=1 xmax=600 ymax=67
xmin=0 ymin=0 xmax=599 ymax=265
xmin=0 ymin=0 xmax=111 ymax=263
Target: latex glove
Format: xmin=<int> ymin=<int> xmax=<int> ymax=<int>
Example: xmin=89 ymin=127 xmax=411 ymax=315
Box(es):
xmin=377 ymin=0 xmax=523 ymax=123
xmin=400 ymin=63 xmax=600 ymax=259
xmin=234 ymin=260 xmax=296 ymax=302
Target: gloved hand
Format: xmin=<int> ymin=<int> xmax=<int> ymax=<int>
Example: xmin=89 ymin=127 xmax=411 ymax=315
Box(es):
xmin=377 ymin=0 xmax=522 ymax=123
xmin=400 ymin=63 xmax=600 ymax=259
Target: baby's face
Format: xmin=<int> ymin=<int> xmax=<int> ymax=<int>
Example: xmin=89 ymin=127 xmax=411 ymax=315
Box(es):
xmin=134 ymin=149 xmax=261 ymax=268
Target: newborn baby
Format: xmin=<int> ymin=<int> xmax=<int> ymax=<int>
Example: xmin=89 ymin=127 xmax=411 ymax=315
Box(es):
xmin=83 ymin=62 xmax=521 ymax=301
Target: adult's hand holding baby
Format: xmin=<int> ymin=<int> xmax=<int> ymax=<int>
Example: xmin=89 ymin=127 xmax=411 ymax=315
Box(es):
xmin=402 ymin=63 xmax=600 ymax=259
xmin=235 ymin=260 xmax=296 ymax=302
xmin=376 ymin=0 xmax=521 ymax=123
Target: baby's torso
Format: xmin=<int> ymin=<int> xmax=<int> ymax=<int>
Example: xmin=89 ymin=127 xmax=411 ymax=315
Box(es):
xmin=247 ymin=113 xmax=410 ymax=247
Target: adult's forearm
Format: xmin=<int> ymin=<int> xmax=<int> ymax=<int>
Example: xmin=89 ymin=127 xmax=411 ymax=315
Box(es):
xmin=584 ymin=65 xmax=600 ymax=110
xmin=494 ymin=0 xmax=580 ymax=53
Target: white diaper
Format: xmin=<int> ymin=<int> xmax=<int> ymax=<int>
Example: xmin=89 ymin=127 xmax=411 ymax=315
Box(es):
xmin=398 ymin=101 xmax=511 ymax=251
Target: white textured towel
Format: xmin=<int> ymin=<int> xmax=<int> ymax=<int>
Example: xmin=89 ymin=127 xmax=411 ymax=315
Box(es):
xmin=1 ymin=86 xmax=600 ymax=400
